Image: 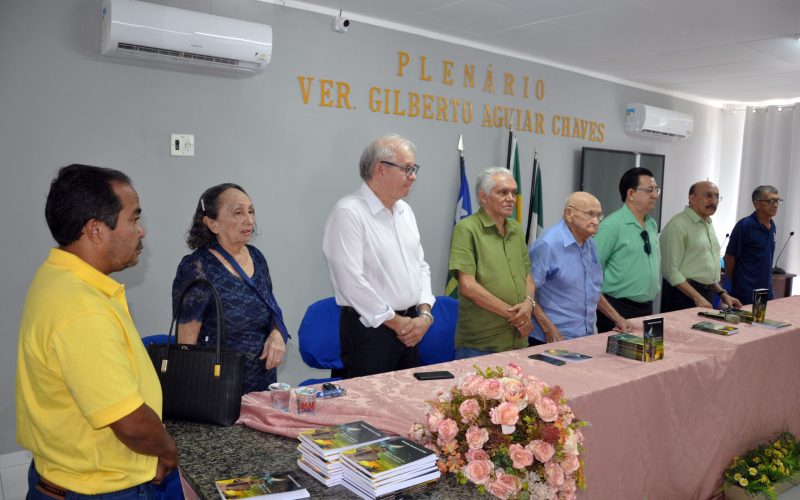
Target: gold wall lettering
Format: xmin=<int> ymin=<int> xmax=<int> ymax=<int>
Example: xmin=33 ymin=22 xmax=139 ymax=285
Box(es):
xmin=295 ymin=50 xmax=606 ymax=144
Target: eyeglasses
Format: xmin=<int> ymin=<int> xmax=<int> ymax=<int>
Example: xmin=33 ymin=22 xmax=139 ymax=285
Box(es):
xmin=756 ymin=198 xmax=783 ymax=207
xmin=635 ymin=187 xmax=661 ymax=196
xmin=568 ymin=205 xmax=604 ymax=221
xmin=380 ymin=160 xmax=421 ymax=178
xmin=640 ymin=230 xmax=651 ymax=255
xmin=700 ymin=192 xmax=723 ymax=202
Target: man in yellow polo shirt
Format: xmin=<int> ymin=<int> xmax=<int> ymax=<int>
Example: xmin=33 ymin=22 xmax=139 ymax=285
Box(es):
xmin=16 ymin=164 xmax=178 ymax=498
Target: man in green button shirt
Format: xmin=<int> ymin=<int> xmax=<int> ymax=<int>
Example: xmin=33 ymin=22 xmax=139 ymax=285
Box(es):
xmin=659 ymin=181 xmax=742 ymax=312
xmin=595 ymin=167 xmax=662 ymax=332
xmin=449 ymin=168 xmax=537 ymax=358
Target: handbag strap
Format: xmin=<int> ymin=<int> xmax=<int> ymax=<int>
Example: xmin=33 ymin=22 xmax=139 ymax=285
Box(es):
xmin=211 ymin=242 xmax=289 ymax=340
xmin=170 ymin=278 xmax=225 ymax=369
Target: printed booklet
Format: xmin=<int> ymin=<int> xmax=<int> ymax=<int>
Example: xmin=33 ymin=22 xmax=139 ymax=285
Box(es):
xmin=215 ymin=472 xmax=309 ymax=500
xmin=543 ymin=348 xmax=593 ymax=362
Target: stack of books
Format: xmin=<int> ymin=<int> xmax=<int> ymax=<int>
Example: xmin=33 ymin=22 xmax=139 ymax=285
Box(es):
xmin=339 ymin=437 xmax=440 ymax=499
xmin=296 ymin=421 xmax=389 ymax=487
xmin=606 ymin=318 xmax=664 ymax=362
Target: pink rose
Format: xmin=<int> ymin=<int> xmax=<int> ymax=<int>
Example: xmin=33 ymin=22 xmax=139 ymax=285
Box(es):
xmin=459 ymin=398 xmax=481 ymax=423
xmin=501 ymin=378 xmax=528 ymax=408
xmin=560 ymin=476 xmax=577 ymax=496
xmin=560 ymin=454 xmax=580 ymax=474
xmin=535 ymin=396 xmax=559 ymax=422
xmin=528 ymin=439 xmax=556 ymax=463
xmin=575 ymin=428 xmax=585 ymax=444
xmin=490 ymin=401 xmax=520 ymax=427
xmin=436 ymin=418 xmax=459 ymax=445
xmin=523 ymin=376 xmax=546 ymax=405
xmin=462 ymin=459 xmax=494 ymax=486
xmin=505 ymin=363 xmax=524 ymax=377
xmin=465 ymin=425 xmax=490 ymax=450
xmin=508 ymin=443 xmax=534 ymax=469
xmin=427 ymin=407 xmax=444 ymax=430
xmin=465 ymin=448 xmax=490 ymax=461
xmin=460 ymin=374 xmax=484 ymax=396
xmin=487 ymin=469 xmax=520 ymax=499
xmin=544 ymin=462 xmax=565 ymax=488
xmin=479 ymin=378 xmax=503 ymax=400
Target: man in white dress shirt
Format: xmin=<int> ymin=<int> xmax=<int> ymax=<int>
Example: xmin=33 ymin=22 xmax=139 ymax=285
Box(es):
xmin=323 ymin=134 xmax=435 ymax=378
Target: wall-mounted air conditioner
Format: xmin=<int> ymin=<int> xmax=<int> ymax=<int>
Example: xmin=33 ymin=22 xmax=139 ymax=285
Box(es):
xmin=101 ymin=0 xmax=272 ymax=76
xmin=625 ymin=103 xmax=693 ymax=140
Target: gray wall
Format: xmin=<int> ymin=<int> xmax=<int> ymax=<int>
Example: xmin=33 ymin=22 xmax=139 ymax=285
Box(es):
xmin=0 ymin=0 xmax=725 ymax=453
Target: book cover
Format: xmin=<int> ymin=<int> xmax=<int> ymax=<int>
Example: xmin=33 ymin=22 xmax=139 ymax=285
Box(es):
xmin=642 ymin=317 xmax=664 ymax=361
xmin=215 ymin=472 xmax=309 ymax=500
xmin=691 ymin=321 xmax=739 ymax=336
xmin=298 ymin=421 xmax=389 ymax=458
xmin=752 ymin=288 xmax=769 ymax=322
xmin=340 ymin=437 xmax=437 ymax=479
xmin=606 ymin=333 xmax=645 ymax=361
xmin=752 ymin=318 xmax=792 ymax=329
xmin=543 ymin=348 xmax=593 ymax=362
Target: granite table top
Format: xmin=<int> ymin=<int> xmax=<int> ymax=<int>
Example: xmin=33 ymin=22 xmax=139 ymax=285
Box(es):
xmin=166 ymin=420 xmax=478 ymax=499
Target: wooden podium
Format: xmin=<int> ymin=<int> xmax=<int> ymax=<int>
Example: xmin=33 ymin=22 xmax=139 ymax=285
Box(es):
xmin=772 ymin=272 xmax=796 ymax=299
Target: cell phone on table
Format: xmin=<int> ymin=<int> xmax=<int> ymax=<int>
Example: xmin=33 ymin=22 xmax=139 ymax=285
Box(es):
xmin=413 ymin=370 xmax=455 ymax=380
xmin=528 ymin=354 xmax=566 ymax=366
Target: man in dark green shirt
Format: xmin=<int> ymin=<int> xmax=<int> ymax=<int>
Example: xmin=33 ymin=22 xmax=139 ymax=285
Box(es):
xmin=594 ymin=167 xmax=661 ymax=332
xmin=449 ymin=168 xmax=536 ymax=358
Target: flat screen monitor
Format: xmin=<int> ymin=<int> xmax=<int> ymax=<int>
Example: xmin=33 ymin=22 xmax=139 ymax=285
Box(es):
xmin=580 ymin=147 xmax=665 ymax=231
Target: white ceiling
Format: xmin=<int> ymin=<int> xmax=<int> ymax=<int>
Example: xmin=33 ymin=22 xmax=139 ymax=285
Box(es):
xmin=277 ymin=0 xmax=800 ymax=106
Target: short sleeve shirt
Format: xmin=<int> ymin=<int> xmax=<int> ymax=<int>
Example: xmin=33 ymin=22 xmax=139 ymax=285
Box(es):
xmin=594 ymin=204 xmax=661 ymax=303
xmin=449 ymin=209 xmax=530 ymax=352
xmin=725 ymin=212 xmax=776 ymax=303
xmin=529 ymin=220 xmax=603 ymax=341
xmin=16 ymin=249 xmax=161 ymax=494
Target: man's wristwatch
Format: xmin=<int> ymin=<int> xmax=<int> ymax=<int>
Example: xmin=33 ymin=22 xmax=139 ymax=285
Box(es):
xmin=717 ymin=289 xmax=727 ymax=297
xmin=526 ymin=295 xmax=537 ymax=308
xmin=418 ymin=310 xmax=434 ymax=325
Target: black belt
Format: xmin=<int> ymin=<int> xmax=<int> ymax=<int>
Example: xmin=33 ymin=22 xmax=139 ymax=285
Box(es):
xmin=688 ymin=279 xmax=715 ymax=291
xmin=610 ymin=296 xmax=653 ymax=308
xmin=341 ymin=306 xmax=416 ymax=317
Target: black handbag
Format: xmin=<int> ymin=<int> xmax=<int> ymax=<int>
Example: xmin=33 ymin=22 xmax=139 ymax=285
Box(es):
xmin=147 ymin=278 xmax=246 ymax=426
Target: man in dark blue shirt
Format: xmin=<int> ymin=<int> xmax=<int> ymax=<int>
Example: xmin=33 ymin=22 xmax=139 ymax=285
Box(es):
xmin=724 ymin=185 xmax=780 ymax=305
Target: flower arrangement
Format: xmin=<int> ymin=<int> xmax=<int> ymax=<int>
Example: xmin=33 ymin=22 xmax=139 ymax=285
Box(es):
xmin=409 ymin=364 xmax=586 ymax=500
xmin=722 ymin=432 xmax=800 ymax=500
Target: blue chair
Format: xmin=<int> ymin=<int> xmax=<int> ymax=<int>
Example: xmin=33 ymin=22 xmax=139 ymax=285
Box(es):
xmin=418 ymin=296 xmax=458 ymax=365
xmin=298 ymin=297 xmax=344 ymax=386
xmin=141 ymin=334 xmax=173 ymax=346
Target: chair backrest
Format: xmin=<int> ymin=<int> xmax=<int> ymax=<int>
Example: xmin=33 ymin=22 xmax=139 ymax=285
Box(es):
xmin=418 ymin=296 xmax=458 ymax=366
xmin=298 ymin=297 xmax=343 ymax=370
xmin=141 ymin=334 xmax=172 ymax=346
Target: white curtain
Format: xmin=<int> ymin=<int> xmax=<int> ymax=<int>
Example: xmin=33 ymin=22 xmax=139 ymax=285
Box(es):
xmin=738 ymin=105 xmax=800 ymax=294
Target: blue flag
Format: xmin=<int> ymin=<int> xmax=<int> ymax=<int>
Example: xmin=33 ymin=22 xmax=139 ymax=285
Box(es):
xmin=446 ymin=137 xmax=472 ymax=298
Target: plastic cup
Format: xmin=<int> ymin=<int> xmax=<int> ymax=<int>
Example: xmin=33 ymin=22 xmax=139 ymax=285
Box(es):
xmin=295 ymin=387 xmax=317 ymax=416
xmin=268 ymin=382 xmax=291 ymax=412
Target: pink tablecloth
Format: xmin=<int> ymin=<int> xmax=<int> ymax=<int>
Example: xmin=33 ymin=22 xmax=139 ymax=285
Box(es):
xmin=239 ymin=296 xmax=800 ymax=499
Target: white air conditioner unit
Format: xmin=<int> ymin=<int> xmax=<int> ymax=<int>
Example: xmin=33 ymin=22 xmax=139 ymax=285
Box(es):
xmin=101 ymin=0 xmax=272 ymax=76
xmin=625 ymin=103 xmax=693 ymax=140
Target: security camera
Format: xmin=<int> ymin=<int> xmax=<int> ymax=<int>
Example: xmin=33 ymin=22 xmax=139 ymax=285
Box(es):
xmin=333 ymin=16 xmax=350 ymax=33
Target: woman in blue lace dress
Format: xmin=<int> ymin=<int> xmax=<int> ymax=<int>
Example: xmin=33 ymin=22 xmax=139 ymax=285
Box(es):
xmin=172 ymin=183 xmax=289 ymax=394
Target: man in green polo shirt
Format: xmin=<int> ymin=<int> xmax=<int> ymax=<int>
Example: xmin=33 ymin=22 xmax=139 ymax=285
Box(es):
xmin=449 ymin=168 xmax=537 ymax=358
xmin=659 ymin=181 xmax=742 ymax=312
xmin=595 ymin=167 xmax=662 ymax=332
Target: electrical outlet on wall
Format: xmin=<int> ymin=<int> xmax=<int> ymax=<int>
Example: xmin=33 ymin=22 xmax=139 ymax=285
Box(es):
xmin=170 ymin=134 xmax=195 ymax=156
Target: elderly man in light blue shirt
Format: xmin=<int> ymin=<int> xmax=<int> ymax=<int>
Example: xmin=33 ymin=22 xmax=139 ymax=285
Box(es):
xmin=529 ymin=192 xmax=633 ymax=345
